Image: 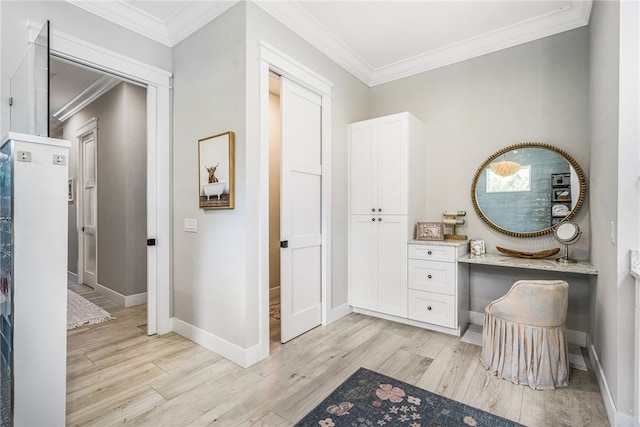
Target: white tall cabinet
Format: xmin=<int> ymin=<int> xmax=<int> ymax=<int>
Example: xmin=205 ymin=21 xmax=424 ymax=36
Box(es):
xmin=348 ymin=112 xmax=425 ymax=318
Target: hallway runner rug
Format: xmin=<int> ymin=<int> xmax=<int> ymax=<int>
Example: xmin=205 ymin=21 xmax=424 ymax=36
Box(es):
xmin=295 ymin=367 xmax=523 ymax=427
xmin=67 ymin=289 xmax=112 ymax=330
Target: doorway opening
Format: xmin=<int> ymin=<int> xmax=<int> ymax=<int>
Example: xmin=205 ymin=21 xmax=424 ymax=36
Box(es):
xmin=50 ymin=56 xmax=149 ymax=314
xmin=268 ymin=72 xmax=282 ymax=344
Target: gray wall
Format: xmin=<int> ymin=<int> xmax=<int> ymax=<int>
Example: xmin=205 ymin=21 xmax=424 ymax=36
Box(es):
xmin=171 ymin=1 xmax=369 ymax=349
xmin=65 ymin=82 xmax=147 ymax=297
xmin=369 ymin=28 xmax=591 ymax=333
xmin=589 ymin=0 xmax=640 ymax=421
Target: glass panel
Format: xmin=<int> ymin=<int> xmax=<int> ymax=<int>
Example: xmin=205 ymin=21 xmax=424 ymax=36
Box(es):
xmin=10 ymin=21 xmax=50 ymax=136
xmin=0 ymin=141 xmax=13 ymax=425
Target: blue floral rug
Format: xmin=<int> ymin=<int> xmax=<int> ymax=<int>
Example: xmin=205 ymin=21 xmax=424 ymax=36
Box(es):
xmin=295 ymin=368 xmax=524 ymax=427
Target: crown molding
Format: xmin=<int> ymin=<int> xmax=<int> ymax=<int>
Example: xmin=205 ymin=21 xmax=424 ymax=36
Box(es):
xmin=370 ymin=0 xmax=592 ymax=86
xmin=256 ymin=0 xmax=591 ymax=87
xmin=255 ymin=1 xmax=372 ymax=84
xmin=64 ymin=0 xmax=591 ymax=86
xmin=65 ymin=0 xmax=238 ymax=47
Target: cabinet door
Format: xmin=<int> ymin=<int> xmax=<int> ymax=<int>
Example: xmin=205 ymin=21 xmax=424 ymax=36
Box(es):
xmin=376 ymin=215 xmax=408 ymax=317
xmin=377 ymin=114 xmax=407 ymax=215
xmin=349 ymin=215 xmax=378 ymax=311
xmin=349 ymin=120 xmax=377 ymax=215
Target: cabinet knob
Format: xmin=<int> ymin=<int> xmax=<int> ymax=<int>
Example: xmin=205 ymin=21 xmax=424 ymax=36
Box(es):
xmin=427 ymin=306 xmax=432 ymax=311
xmin=371 ymin=208 xmax=375 ymax=212
xmin=378 ymin=208 xmax=382 ymax=212
xmin=427 ymin=251 xmax=432 ymax=255
xmin=427 ymin=274 xmax=432 ymax=279
xmin=371 ymin=218 xmax=375 ymax=222
xmin=378 ymin=218 xmax=382 ymax=221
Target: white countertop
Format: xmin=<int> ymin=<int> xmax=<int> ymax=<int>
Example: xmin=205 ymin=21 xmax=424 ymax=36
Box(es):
xmin=409 ymin=239 xmax=469 ymax=248
xmin=458 ymin=252 xmax=598 ymax=275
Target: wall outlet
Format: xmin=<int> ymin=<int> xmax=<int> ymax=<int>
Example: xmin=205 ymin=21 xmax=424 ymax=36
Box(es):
xmin=184 ymin=218 xmax=197 ymax=233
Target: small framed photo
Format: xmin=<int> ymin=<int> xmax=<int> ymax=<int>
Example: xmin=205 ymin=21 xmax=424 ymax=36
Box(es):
xmin=470 ymin=239 xmax=486 ymax=255
xmin=416 ymin=222 xmax=444 ymax=241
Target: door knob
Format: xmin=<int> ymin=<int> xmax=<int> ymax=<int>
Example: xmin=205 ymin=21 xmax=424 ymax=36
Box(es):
xmin=280 ymin=240 xmax=289 ymax=248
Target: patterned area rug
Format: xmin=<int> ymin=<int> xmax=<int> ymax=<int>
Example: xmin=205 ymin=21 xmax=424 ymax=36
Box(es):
xmin=295 ymin=368 xmax=523 ymax=427
xmin=67 ymin=289 xmax=112 ymax=330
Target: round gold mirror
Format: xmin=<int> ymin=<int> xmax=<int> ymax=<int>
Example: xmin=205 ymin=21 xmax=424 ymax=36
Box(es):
xmin=471 ymin=143 xmax=586 ymax=237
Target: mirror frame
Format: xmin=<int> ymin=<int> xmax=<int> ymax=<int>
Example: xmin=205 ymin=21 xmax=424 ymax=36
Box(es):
xmin=471 ymin=142 xmax=587 ymax=237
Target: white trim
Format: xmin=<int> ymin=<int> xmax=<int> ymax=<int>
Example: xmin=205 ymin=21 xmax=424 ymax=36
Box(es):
xmin=94 ymin=283 xmax=147 ymax=308
xmin=329 ymin=303 xmax=352 ymax=324
xmin=589 ymin=343 xmax=634 ymax=427
xmin=255 ymin=1 xmax=591 ymax=87
xmin=48 ymin=29 xmax=172 ymax=336
xmin=171 ymin=318 xmax=252 ymax=368
xmin=75 ymin=117 xmax=98 ymax=289
xmin=258 ymin=41 xmax=333 ymax=361
xmin=63 ymin=0 xmax=238 ymax=48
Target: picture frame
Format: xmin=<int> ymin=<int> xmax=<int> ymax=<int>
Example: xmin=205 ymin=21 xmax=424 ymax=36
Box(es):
xmin=416 ymin=222 xmax=444 ymax=241
xmin=68 ymin=179 xmax=74 ymax=202
xmin=198 ymin=131 xmax=235 ymax=210
xmin=469 ymin=239 xmax=486 ymax=255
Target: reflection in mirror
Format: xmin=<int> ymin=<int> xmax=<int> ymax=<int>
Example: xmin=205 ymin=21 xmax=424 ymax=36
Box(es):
xmin=471 ymin=143 xmax=586 ymax=237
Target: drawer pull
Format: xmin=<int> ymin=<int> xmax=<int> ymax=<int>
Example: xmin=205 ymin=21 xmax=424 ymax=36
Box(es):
xmin=427 ymin=250 xmax=432 ymax=255
xmin=378 ymin=208 xmax=382 ymax=212
xmin=378 ymin=218 xmax=382 ymax=221
xmin=371 ymin=218 xmax=375 ymax=222
xmin=427 ymin=274 xmax=432 ymax=279
xmin=427 ymin=306 xmax=432 ymax=311
xmin=371 ymin=208 xmax=375 ymax=212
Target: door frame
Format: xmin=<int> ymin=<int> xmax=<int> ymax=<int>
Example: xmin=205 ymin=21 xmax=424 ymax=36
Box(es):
xmin=257 ymin=41 xmax=332 ymax=359
xmin=48 ymin=29 xmax=172 ymax=335
xmin=75 ymin=117 xmax=98 ymax=288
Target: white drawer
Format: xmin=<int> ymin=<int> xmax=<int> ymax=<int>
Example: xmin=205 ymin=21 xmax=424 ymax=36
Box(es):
xmin=408 ymin=259 xmax=455 ymax=295
xmin=408 ymin=244 xmax=455 ymax=262
xmin=408 ymin=289 xmax=455 ymax=328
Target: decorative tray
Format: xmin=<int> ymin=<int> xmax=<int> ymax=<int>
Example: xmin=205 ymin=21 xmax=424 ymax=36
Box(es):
xmin=496 ymin=246 xmax=560 ymax=259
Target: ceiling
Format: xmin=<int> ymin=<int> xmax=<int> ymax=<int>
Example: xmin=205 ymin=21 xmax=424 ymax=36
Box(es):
xmin=65 ymin=0 xmax=592 ymax=87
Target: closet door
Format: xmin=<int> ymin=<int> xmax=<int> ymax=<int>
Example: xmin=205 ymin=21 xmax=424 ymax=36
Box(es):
xmin=280 ymin=78 xmax=323 ymax=343
xmin=376 ymin=114 xmax=408 ymax=215
xmin=349 ymin=119 xmax=377 ymax=215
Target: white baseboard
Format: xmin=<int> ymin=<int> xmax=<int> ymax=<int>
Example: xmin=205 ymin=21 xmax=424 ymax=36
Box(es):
xmin=67 ymin=271 xmax=78 ymax=282
xmin=95 ymin=283 xmax=147 ymax=307
xmin=469 ymin=310 xmax=586 ymax=347
xmin=327 ymin=302 xmax=352 ymax=324
xmin=171 ymin=317 xmax=252 ymax=368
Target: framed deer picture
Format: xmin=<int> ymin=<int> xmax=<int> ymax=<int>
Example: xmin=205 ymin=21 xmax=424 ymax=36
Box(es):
xmin=198 ymin=131 xmax=235 ymax=209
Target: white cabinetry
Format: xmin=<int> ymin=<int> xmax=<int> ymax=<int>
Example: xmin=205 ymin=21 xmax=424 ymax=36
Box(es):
xmin=348 ymin=112 xmax=425 ymax=318
xmin=408 ymin=241 xmax=469 ymax=336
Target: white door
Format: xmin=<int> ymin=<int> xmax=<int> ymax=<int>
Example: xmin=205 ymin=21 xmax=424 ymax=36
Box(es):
xmin=280 ymin=78 xmax=323 ymax=343
xmin=81 ymin=128 xmax=98 ymax=288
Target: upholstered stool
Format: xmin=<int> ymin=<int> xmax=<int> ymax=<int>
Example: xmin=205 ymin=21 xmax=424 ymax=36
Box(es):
xmin=481 ymin=279 xmax=570 ymax=390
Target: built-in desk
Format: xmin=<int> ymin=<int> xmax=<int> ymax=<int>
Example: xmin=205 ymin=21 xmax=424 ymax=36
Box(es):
xmin=458 ymin=252 xmax=598 ymax=276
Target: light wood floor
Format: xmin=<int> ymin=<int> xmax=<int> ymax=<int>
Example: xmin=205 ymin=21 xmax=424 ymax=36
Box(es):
xmin=67 ymin=290 xmax=609 ymax=426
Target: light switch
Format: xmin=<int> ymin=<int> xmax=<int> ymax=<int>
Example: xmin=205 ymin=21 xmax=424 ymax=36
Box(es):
xmin=184 ymin=218 xmax=197 ymax=233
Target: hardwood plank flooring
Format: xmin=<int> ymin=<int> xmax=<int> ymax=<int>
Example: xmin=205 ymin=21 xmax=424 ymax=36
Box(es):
xmin=67 ymin=297 xmax=609 ymax=426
